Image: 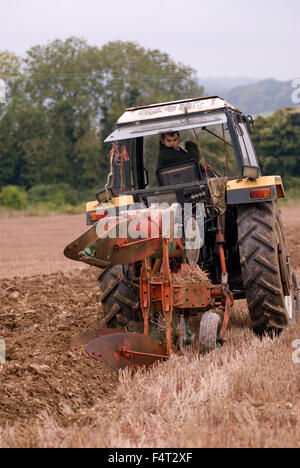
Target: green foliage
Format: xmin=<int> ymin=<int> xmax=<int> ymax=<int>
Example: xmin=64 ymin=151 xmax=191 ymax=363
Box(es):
xmin=0 ymin=38 xmax=202 ymax=193
xmin=252 ymin=108 xmax=300 ymax=181
xmin=251 ymin=109 xmax=300 ymax=204
xmin=0 ymin=185 xmax=27 ymax=209
xmin=27 ymin=183 xmax=79 ymax=206
xmin=0 ymin=183 xmax=103 ymax=216
xmin=281 ymin=177 xmax=300 ymax=203
xmin=284 ymin=177 xmax=300 ymax=191
xmin=98 ymin=41 xmax=202 ymax=146
xmin=0 ymin=51 xmax=21 ymax=78
xmin=27 ymin=183 xmax=100 ymax=206
xmin=2 ymin=37 xmax=298 ymax=211
xmin=18 ymin=38 xmax=104 ymax=189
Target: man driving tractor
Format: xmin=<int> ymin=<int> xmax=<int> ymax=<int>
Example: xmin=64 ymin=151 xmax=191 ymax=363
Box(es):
xmin=157 ymin=131 xmax=200 ymax=168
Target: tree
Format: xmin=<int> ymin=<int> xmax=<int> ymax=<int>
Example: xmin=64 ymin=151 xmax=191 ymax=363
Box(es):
xmin=0 ymin=51 xmax=27 ymax=187
xmin=98 ymin=41 xmax=203 ymax=145
xmin=0 ymin=39 xmax=203 ymax=191
xmin=21 ymin=37 xmax=104 ymax=188
xmin=0 ymin=51 xmax=21 ymax=83
xmin=252 ymin=108 xmax=300 ymax=181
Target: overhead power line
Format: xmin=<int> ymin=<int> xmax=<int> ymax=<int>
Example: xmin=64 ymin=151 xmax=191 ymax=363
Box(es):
xmin=0 ymin=71 xmax=196 ymax=81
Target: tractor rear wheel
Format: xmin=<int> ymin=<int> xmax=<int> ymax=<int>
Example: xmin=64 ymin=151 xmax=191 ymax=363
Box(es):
xmin=98 ymin=265 xmax=141 ymax=328
xmin=237 ymin=202 xmax=299 ymax=335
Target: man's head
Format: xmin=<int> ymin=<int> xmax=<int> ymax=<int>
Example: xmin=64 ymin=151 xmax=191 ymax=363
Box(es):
xmin=160 ymin=131 xmax=180 ymax=150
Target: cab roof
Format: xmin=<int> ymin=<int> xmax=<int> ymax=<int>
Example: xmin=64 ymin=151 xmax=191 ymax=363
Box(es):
xmin=118 ymin=96 xmax=240 ymax=125
xmin=105 ymin=96 xmax=241 ymax=143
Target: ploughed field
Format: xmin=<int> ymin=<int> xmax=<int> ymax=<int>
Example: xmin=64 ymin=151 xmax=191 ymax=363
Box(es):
xmin=0 ymin=208 xmax=300 ymax=448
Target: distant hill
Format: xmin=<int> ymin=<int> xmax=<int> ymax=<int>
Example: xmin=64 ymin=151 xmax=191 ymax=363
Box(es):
xmin=199 ymin=76 xmax=259 ymax=95
xmin=200 ymin=78 xmax=298 ymax=116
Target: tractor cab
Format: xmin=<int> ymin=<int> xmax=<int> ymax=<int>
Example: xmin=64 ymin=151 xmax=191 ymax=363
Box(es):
xmin=86 ymin=95 xmax=285 ymax=224
xmin=104 ymin=95 xmax=259 ymax=189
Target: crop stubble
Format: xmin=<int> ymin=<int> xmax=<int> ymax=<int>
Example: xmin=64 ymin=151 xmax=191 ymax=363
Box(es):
xmin=0 ymin=208 xmax=299 ymax=447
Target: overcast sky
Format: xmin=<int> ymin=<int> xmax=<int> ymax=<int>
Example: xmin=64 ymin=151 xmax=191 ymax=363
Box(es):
xmin=1 ymin=0 xmax=299 ymax=81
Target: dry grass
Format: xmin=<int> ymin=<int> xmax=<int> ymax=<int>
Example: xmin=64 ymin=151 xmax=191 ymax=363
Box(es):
xmin=1 ymin=301 xmax=300 ymax=448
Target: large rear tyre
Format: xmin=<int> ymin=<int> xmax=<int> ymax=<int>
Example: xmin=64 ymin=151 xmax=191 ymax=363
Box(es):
xmin=237 ymin=202 xmax=298 ymax=335
xmin=98 ymin=265 xmax=141 ymax=328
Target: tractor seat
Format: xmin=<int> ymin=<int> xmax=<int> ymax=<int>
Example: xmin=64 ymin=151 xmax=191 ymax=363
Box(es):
xmin=156 ymin=160 xmax=202 ymax=187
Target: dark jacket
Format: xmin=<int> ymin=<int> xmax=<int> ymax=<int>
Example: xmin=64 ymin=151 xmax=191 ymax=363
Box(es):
xmin=157 ymin=140 xmax=200 ymax=168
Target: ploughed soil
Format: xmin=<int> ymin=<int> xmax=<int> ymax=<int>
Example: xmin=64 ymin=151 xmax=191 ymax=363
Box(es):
xmin=0 ymin=269 xmax=118 ymax=425
xmin=0 ymin=213 xmax=117 ymax=426
xmin=0 ymin=213 xmax=88 ymax=278
xmin=0 ymin=207 xmax=299 ymax=428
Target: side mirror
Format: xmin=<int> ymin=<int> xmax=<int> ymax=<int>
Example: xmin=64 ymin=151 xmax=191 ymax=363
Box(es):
xmin=0 ymin=79 xmax=6 ymax=104
xmin=245 ymin=115 xmax=254 ymax=134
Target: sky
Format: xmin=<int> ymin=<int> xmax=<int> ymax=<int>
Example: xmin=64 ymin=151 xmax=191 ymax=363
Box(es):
xmin=1 ymin=0 xmax=299 ymax=81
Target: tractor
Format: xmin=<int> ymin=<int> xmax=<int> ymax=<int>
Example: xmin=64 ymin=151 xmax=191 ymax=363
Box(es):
xmin=64 ymin=96 xmax=299 ymax=371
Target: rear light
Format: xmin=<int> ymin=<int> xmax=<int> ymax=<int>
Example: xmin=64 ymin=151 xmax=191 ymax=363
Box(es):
xmin=250 ymin=188 xmax=271 ymax=199
xmin=90 ymin=210 xmax=108 ymax=222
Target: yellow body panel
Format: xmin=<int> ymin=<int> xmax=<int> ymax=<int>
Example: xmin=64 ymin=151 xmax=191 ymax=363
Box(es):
xmin=227 ymin=176 xmax=285 ymax=198
xmin=111 ymin=195 xmax=135 ymax=207
xmin=86 ymin=195 xmax=135 ymax=213
xmin=86 ymin=200 xmax=101 ymax=212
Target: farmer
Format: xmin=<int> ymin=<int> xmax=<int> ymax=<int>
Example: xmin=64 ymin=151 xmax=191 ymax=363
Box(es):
xmin=157 ymin=131 xmax=200 ymax=168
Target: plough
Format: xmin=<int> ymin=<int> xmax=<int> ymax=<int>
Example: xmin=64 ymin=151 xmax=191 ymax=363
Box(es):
xmin=66 ymin=205 xmax=233 ymax=371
